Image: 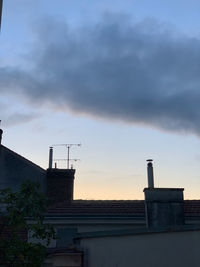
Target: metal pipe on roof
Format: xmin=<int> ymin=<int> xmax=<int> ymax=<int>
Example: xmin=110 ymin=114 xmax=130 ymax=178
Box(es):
xmin=0 ymin=0 xmax=3 ymax=31
xmin=147 ymin=159 xmax=154 ymax=188
xmin=0 ymin=120 xmax=3 ymax=145
xmin=49 ymin=147 xmax=53 ymax=169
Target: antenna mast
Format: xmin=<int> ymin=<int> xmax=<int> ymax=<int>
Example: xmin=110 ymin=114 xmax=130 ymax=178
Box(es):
xmin=0 ymin=0 xmax=3 ymax=31
xmin=52 ymin=143 xmax=81 ymax=169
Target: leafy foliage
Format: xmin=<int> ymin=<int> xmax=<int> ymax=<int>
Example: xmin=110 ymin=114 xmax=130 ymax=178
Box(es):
xmin=0 ymin=181 xmax=56 ymax=266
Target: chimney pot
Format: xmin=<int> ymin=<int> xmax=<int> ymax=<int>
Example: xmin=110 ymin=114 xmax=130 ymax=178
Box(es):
xmin=147 ymin=159 xmax=154 ymax=188
xmin=49 ymin=147 xmax=53 ymax=169
xmin=0 ymin=128 xmax=3 ymax=145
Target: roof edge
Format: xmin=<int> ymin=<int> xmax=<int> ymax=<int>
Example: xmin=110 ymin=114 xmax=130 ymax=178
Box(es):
xmin=0 ymin=144 xmax=45 ymax=173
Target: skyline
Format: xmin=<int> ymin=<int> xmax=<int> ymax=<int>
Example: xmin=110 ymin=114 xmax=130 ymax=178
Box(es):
xmin=1 ymin=1 xmax=200 ymax=199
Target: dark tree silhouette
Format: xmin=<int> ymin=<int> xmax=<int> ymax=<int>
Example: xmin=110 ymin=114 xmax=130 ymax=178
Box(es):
xmin=0 ymin=181 xmax=56 ymax=266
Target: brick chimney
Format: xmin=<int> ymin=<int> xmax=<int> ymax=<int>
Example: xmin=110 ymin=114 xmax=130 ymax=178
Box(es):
xmin=46 ymin=146 xmax=76 ymax=204
xmin=46 ymin=168 xmax=75 ymax=204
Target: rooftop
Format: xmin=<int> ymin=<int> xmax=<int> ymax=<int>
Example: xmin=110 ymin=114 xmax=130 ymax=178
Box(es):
xmin=47 ymin=200 xmax=200 ymax=217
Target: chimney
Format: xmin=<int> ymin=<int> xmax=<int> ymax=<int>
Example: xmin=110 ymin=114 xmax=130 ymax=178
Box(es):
xmin=49 ymin=147 xmax=53 ymax=169
xmin=46 ymin=168 xmax=75 ymax=204
xmin=147 ymin=159 xmax=154 ymax=188
xmin=144 ymin=160 xmax=185 ymax=229
xmin=0 ymin=128 xmax=3 ymax=145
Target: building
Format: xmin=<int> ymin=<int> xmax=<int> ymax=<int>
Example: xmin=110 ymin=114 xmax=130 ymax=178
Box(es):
xmin=0 ymin=129 xmax=45 ymax=191
xmin=1 ymin=128 xmax=200 ymax=266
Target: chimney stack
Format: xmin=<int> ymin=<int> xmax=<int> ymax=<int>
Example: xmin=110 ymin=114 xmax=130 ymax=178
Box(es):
xmin=147 ymin=159 xmax=154 ymax=188
xmin=0 ymin=128 xmax=3 ymax=145
xmin=46 ymin=168 xmax=75 ymax=204
xmin=144 ymin=160 xmax=185 ymax=229
xmin=49 ymin=147 xmax=53 ymax=169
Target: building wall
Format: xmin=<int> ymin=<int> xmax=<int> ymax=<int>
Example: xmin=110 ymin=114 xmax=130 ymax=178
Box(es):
xmin=29 ymin=223 xmax=145 ymax=249
xmin=77 ymin=224 xmax=144 ymax=233
xmin=44 ymin=253 xmax=83 ymax=267
xmin=0 ymin=145 xmax=46 ymax=191
xmin=80 ymin=230 xmax=200 ymax=267
xmin=44 ymin=218 xmax=145 ymax=232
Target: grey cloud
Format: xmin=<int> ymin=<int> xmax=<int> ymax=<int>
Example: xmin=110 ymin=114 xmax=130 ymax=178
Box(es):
xmin=5 ymin=113 xmax=39 ymax=127
xmin=1 ymin=15 xmax=200 ymax=135
xmin=0 ymin=110 xmax=39 ymax=127
xmin=0 ymin=99 xmax=39 ymax=127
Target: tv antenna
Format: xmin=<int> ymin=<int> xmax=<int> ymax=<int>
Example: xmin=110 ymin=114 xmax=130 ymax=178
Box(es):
xmin=0 ymin=0 xmax=3 ymax=31
xmin=52 ymin=143 xmax=81 ymax=169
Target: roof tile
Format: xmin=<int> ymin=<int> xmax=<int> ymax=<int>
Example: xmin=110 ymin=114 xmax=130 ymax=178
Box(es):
xmin=47 ymin=200 xmax=200 ymax=216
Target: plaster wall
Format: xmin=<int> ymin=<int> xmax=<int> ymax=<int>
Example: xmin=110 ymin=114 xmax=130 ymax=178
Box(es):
xmin=43 ymin=253 xmax=82 ymax=267
xmin=80 ymin=230 xmax=200 ymax=267
xmin=44 ymin=218 xmax=145 ymax=231
xmin=29 ymin=224 xmax=145 ymax=248
xmin=77 ymin=224 xmax=144 ymax=233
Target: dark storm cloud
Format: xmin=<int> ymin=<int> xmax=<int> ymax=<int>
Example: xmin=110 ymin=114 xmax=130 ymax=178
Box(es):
xmin=1 ymin=15 xmax=200 ymax=134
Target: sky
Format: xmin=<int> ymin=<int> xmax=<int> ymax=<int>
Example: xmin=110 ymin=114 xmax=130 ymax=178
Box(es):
xmin=1 ymin=0 xmax=200 ymax=199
